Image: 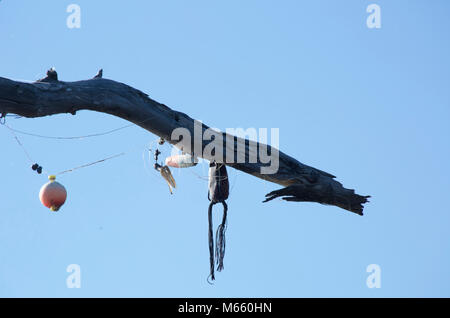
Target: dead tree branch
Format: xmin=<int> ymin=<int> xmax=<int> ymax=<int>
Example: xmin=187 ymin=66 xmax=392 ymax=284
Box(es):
xmin=0 ymin=69 xmax=370 ymax=215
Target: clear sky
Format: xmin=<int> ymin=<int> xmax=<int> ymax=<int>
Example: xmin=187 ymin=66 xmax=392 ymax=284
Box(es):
xmin=0 ymin=0 xmax=449 ymax=297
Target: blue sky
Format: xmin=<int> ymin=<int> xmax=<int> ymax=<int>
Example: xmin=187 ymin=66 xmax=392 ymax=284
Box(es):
xmin=0 ymin=0 xmax=449 ymax=297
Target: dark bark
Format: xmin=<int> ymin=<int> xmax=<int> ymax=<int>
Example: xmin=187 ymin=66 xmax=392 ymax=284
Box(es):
xmin=0 ymin=69 xmax=370 ymax=214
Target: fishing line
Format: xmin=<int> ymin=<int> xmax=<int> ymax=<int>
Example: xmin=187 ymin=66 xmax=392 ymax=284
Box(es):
xmin=4 ymin=114 xmax=22 ymax=119
xmin=4 ymin=112 xmax=239 ymax=201
xmin=142 ymin=141 xmax=168 ymax=183
xmin=55 ymin=138 xmax=160 ymax=177
xmin=3 ymin=122 xmax=34 ymax=163
xmin=190 ymin=167 xmax=237 ymax=196
xmin=55 ymin=152 xmax=126 ymax=176
xmin=190 ymin=169 xmax=210 ymax=181
xmin=3 ymin=113 xmax=158 ymax=140
xmin=2 ymin=118 xmax=160 ymax=178
xmin=6 ymin=123 xmax=135 ymax=140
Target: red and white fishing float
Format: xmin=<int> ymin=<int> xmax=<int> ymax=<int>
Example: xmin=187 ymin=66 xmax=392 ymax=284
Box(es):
xmin=165 ymin=154 xmax=198 ymax=168
xmin=39 ymin=175 xmax=67 ymax=211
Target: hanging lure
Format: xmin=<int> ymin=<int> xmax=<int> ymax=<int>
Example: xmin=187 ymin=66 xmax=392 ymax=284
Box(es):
xmin=165 ymin=153 xmax=198 ymax=168
xmin=207 ymin=161 xmax=230 ymax=281
xmin=39 ymin=175 xmax=67 ymax=211
xmin=152 ymin=147 xmax=176 ymax=194
xmin=154 ymin=163 xmax=176 ymax=194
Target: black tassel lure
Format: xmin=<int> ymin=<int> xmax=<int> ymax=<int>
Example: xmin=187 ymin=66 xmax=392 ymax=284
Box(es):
xmin=207 ymin=162 xmax=229 ymax=282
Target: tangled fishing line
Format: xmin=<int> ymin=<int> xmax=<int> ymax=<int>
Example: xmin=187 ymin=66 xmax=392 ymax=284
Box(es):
xmin=1 ymin=113 xmax=236 ymax=282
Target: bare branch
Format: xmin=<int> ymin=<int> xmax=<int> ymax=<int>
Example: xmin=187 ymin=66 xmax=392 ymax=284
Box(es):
xmin=0 ymin=69 xmax=370 ymax=214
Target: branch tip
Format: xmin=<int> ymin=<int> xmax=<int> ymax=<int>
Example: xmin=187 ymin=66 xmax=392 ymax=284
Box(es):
xmin=46 ymin=67 xmax=58 ymax=80
xmin=36 ymin=67 xmax=58 ymax=83
xmin=94 ymin=69 xmax=103 ymax=79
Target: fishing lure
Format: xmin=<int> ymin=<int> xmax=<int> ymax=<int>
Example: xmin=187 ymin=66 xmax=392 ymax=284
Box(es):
xmin=165 ymin=153 xmax=198 ymax=168
xmin=207 ymin=161 xmax=229 ymax=281
xmin=154 ymin=162 xmax=176 ymax=194
xmin=152 ymin=147 xmax=176 ymax=194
